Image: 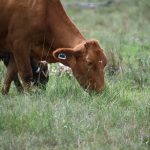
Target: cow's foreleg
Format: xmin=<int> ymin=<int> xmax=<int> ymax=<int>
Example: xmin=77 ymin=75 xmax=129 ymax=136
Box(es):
xmin=13 ymin=75 xmax=24 ymax=92
xmin=1 ymin=55 xmax=18 ymax=95
xmin=12 ymin=48 xmax=33 ymax=92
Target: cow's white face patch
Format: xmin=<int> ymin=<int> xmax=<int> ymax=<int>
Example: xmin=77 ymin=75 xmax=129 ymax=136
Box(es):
xmin=58 ymin=53 xmax=67 ymax=60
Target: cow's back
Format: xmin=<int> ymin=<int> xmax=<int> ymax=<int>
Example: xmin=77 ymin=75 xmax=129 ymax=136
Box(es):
xmin=0 ymin=0 xmax=20 ymax=31
xmin=0 ymin=0 xmax=47 ymax=41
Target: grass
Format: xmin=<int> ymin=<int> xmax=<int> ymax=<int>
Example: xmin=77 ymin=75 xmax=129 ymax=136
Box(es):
xmin=0 ymin=0 xmax=150 ymax=149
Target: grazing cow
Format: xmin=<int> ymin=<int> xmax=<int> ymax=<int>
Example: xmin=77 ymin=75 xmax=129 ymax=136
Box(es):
xmin=0 ymin=0 xmax=107 ymax=94
xmin=0 ymin=53 xmax=49 ymax=93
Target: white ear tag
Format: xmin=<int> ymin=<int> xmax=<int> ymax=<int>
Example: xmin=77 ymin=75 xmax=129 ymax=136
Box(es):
xmin=36 ymin=67 xmax=40 ymax=73
xmin=58 ymin=53 xmax=67 ymax=60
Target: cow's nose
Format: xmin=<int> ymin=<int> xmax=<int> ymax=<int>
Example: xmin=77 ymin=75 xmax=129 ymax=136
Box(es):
xmin=88 ymin=81 xmax=105 ymax=92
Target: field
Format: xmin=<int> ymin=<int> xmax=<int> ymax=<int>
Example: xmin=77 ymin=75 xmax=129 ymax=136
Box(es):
xmin=0 ymin=0 xmax=150 ymax=149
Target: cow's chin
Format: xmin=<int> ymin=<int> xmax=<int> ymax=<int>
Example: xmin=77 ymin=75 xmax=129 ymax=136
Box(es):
xmin=73 ymin=75 xmax=105 ymax=93
xmin=81 ymin=82 xmax=105 ymax=93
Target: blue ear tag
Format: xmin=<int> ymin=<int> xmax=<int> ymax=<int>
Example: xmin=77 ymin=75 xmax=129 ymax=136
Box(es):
xmin=58 ymin=53 xmax=67 ymax=60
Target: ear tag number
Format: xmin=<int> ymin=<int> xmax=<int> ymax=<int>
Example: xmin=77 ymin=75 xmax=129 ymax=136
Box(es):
xmin=58 ymin=53 xmax=67 ymax=60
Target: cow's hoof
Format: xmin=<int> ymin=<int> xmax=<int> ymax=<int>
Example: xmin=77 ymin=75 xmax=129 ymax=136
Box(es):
xmin=1 ymin=87 xmax=9 ymax=95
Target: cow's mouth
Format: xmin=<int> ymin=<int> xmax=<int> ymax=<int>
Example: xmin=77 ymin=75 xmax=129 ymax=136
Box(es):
xmin=80 ymin=80 xmax=105 ymax=93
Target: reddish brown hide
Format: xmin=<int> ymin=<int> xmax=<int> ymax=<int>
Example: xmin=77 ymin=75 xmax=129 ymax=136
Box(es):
xmin=0 ymin=0 xmax=107 ymax=93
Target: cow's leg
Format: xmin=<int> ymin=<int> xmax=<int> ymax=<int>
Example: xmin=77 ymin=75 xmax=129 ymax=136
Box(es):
xmin=1 ymin=55 xmax=18 ymax=95
xmin=13 ymin=75 xmax=23 ymax=92
xmin=12 ymin=47 xmax=33 ymax=91
xmin=2 ymin=53 xmax=23 ymax=92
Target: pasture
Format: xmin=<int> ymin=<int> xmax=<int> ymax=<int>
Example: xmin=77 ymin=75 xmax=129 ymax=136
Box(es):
xmin=0 ymin=0 xmax=150 ymax=149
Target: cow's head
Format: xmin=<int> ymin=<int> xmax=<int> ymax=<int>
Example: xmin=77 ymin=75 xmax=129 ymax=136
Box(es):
xmin=53 ymin=40 xmax=107 ymax=92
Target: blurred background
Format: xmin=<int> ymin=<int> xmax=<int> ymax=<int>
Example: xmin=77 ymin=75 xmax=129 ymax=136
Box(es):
xmin=61 ymin=0 xmax=150 ymax=51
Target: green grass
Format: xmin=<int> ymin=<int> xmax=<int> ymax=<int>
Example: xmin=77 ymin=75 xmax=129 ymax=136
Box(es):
xmin=0 ymin=0 xmax=150 ymax=149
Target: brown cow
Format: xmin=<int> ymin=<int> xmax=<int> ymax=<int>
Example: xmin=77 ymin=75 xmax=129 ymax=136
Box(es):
xmin=0 ymin=0 xmax=107 ymax=94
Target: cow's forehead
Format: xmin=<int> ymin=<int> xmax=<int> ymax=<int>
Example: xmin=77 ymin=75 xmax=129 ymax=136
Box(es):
xmin=86 ymin=50 xmax=99 ymax=61
xmin=74 ymin=41 xmax=99 ymax=51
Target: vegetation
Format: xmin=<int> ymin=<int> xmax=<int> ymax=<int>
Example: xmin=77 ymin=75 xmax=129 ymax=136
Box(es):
xmin=0 ymin=0 xmax=149 ymax=149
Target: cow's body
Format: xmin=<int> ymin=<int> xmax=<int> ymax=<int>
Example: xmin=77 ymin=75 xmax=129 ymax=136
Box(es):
xmin=0 ymin=0 xmax=107 ymax=94
xmin=0 ymin=0 xmax=83 ymax=54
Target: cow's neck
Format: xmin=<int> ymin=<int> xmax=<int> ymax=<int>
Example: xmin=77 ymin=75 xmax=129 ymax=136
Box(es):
xmin=47 ymin=0 xmax=85 ymax=49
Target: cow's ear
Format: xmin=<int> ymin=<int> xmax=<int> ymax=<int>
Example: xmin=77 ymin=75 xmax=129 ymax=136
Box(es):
xmin=53 ymin=48 xmax=76 ymax=66
xmin=84 ymin=40 xmax=99 ymax=50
